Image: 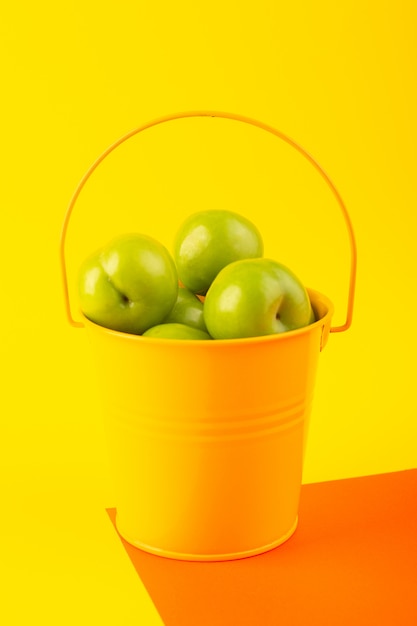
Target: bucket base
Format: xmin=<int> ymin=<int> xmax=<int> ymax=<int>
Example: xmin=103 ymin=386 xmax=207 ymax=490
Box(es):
xmin=115 ymin=515 xmax=299 ymax=562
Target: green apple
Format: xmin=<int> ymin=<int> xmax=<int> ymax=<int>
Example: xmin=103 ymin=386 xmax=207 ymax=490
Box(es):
xmin=142 ymin=323 xmax=212 ymax=340
xmin=204 ymin=258 xmax=314 ymax=339
xmin=162 ymin=286 xmax=208 ymax=332
xmin=78 ymin=233 xmax=178 ymax=334
xmin=173 ymin=209 xmax=264 ymax=295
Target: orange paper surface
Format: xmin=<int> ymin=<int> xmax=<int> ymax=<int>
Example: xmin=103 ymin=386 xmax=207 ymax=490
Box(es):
xmin=108 ymin=469 xmax=417 ymax=625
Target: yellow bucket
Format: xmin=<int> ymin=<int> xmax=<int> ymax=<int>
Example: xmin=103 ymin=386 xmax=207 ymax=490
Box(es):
xmin=60 ymin=112 xmax=356 ymax=561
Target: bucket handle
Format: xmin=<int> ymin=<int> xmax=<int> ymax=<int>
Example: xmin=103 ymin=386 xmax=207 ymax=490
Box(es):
xmin=60 ymin=110 xmax=356 ymax=333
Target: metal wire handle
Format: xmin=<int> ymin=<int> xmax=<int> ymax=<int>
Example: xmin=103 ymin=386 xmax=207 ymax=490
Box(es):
xmin=60 ymin=111 xmax=357 ymax=332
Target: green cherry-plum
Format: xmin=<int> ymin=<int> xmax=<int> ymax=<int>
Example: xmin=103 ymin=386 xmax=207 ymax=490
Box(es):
xmin=204 ymin=258 xmax=314 ymax=340
xmin=173 ymin=209 xmax=264 ymax=295
xmin=78 ymin=233 xmax=178 ymax=334
xmin=142 ymin=323 xmax=212 ymax=340
xmin=162 ymin=286 xmax=208 ymax=332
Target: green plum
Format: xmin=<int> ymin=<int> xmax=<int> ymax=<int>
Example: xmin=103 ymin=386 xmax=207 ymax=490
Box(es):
xmin=173 ymin=209 xmax=264 ymax=295
xmin=162 ymin=286 xmax=208 ymax=332
xmin=204 ymin=258 xmax=313 ymax=339
xmin=142 ymin=323 xmax=212 ymax=340
xmin=78 ymin=233 xmax=178 ymax=334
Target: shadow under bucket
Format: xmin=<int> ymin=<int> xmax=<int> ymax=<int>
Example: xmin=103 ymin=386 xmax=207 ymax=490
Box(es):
xmin=84 ymin=288 xmax=333 ymax=561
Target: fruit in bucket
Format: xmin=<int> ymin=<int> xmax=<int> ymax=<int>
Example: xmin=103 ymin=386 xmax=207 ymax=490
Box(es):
xmin=142 ymin=323 xmax=212 ymax=340
xmin=173 ymin=209 xmax=264 ymax=295
xmin=204 ymin=258 xmax=314 ymax=340
xmin=78 ymin=233 xmax=178 ymax=334
xmin=162 ymin=286 xmax=208 ymax=332
xmin=77 ymin=210 xmax=314 ymax=339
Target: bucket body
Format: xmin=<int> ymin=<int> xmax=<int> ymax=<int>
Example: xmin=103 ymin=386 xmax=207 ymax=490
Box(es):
xmin=85 ymin=288 xmax=333 ymax=561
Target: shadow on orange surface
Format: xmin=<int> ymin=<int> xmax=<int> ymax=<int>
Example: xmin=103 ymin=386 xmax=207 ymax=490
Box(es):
xmin=107 ymin=469 xmax=417 ymax=626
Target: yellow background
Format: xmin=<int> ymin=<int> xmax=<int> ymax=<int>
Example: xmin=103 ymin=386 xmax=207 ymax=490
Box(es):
xmin=1 ymin=2 xmax=416 ymax=624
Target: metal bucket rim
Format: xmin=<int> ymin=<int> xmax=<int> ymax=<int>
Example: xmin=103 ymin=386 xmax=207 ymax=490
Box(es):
xmin=81 ymin=287 xmax=333 ymax=349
